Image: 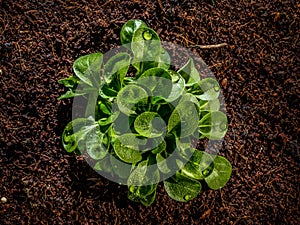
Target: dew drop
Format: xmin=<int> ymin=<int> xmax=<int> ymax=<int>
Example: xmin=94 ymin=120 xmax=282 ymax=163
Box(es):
xmin=143 ymin=30 xmax=153 ymax=40
xmin=171 ymin=73 xmax=180 ymax=82
xmin=220 ymin=122 xmax=227 ymax=131
xmin=129 ymin=186 xmax=135 ymax=193
xmin=203 ymin=169 xmax=210 ymax=176
xmin=184 ymin=195 xmax=191 ymax=201
xmin=214 ymin=85 xmax=220 ymax=92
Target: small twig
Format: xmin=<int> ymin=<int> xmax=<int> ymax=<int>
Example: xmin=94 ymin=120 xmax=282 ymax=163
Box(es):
xmin=100 ymin=0 xmax=112 ymax=7
xmin=189 ymin=43 xmax=228 ymax=49
xmin=157 ymin=0 xmax=165 ymax=14
xmin=177 ymin=34 xmax=196 ymax=45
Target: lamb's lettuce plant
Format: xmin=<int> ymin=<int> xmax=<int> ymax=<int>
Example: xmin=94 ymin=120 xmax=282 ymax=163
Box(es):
xmin=58 ymin=19 xmax=232 ymax=206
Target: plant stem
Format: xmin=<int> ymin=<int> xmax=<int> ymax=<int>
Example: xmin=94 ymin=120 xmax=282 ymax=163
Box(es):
xmin=85 ymin=90 xmax=98 ymax=118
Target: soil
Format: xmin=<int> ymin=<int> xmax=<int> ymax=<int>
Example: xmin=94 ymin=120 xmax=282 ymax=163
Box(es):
xmin=0 ymin=0 xmax=299 ymax=224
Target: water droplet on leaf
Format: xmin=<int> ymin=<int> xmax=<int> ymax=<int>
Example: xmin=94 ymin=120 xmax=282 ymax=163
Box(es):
xmin=143 ymin=30 xmax=153 ymax=40
xmin=129 ymin=186 xmax=135 ymax=193
xmin=184 ymin=195 xmax=191 ymax=201
xmin=214 ymin=85 xmax=220 ymax=92
xmin=220 ymin=122 xmax=227 ymax=131
xmin=203 ymin=169 xmax=210 ymax=176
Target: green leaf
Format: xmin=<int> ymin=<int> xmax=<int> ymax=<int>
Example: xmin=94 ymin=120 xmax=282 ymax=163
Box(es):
xmin=128 ymin=184 xmax=157 ymax=206
xmin=205 ymin=156 xmax=232 ymax=190
xmin=110 ymin=154 xmax=132 ymax=180
xmin=103 ymin=52 xmax=131 ymax=87
xmin=86 ymin=129 xmax=107 ymax=160
xmin=97 ymin=100 xmax=111 ymax=115
xmin=189 ymin=78 xmax=220 ymax=100
xmin=85 ymin=90 xmax=99 ymax=118
xmin=198 ymin=78 xmax=220 ymax=100
xmin=94 ymin=156 xmax=113 ymax=174
xmin=116 ymin=84 xmax=149 ymax=115
xmin=178 ymin=58 xmax=200 ymax=86
xmin=199 ymin=99 xmax=220 ymax=111
xmin=73 ymin=52 xmax=103 ymax=87
xmin=150 ymin=139 xmax=166 ymax=154
xmin=120 ymin=19 xmax=148 ymax=47
xmin=127 ymin=160 xmax=148 ymax=185
xmin=156 ymin=153 xmax=171 ymax=174
xmin=157 ymin=48 xmax=170 ymax=70
xmin=140 ymin=189 xmax=157 ymax=206
xmin=199 ymin=111 xmax=228 ymax=140
xmin=179 ymin=93 xmax=200 ymax=106
xmin=137 ymin=68 xmax=173 ymax=100
xmin=128 ymin=180 xmax=157 ymax=197
xmin=175 ymin=137 xmax=193 ymax=153
xmin=166 ymin=71 xmax=185 ymax=102
xmin=156 ymin=103 xmax=174 ymax=121
xmin=112 ymin=112 xmax=135 ymax=135
xmin=131 ymin=27 xmax=161 ymax=57
xmin=181 ymin=149 xmax=214 ymax=180
xmin=58 ymin=76 xmax=89 ymax=100
xmin=164 ymin=172 xmax=202 ymax=202
xmin=131 ymin=27 xmax=161 ymax=75
xmin=127 ymin=159 xmax=160 ymax=205
xmin=113 ymin=134 xmax=146 ymax=163
xmin=98 ymin=111 xmax=119 ymax=126
xmin=57 ymin=89 xmax=86 ymax=100
xmin=168 ymin=98 xmax=199 ymax=137
xmin=99 ymin=83 xmax=118 ymax=98
xmin=58 ymin=76 xmax=80 ymax=88
xmin=134 ymin=112 xmax=166 ymax=138
xmin=130 ymin=159 xmax=160 ymax=186
xmin=62 ymin=117 xmax=100 ymax=153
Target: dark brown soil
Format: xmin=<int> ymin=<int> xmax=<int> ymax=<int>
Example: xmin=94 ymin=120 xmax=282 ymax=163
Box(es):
xmin=0 ymin=0 xmax=299 ymax=224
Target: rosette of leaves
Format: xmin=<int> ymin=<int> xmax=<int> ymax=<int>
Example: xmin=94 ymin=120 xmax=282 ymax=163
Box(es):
xmin=58 ymin=19 xmax=232 ymax=206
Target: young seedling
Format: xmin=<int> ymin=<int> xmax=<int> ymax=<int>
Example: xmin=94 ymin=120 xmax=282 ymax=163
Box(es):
xmin=58 ymin=19 xmax=232 ymax=206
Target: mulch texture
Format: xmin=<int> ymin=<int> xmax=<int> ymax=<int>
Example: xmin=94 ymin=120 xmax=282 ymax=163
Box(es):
xmin=0 ymin=0 xmax=299 ymax=224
